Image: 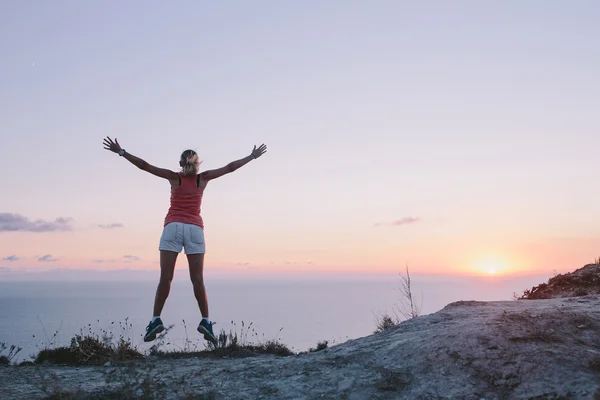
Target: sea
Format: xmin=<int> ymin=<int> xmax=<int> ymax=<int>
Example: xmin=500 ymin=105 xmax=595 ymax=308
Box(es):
xmin=0 ymin=274 xmax=548 ymax=363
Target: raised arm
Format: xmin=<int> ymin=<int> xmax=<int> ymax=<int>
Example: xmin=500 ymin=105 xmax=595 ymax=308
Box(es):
xmin=200 ymin=144 xmax=267 ymax=181
xmin=103 ymin=137 xmax=179 ymax=181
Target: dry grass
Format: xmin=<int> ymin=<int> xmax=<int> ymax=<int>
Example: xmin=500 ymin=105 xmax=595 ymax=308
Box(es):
xmin=34 ymin=319 xmax=143 ymax=366
xmin=150 ymin=320 xmax=294 ymax=359
xmin=374 ymin=263 xmax=422 ymax=333
xmin=308 ymin=340 xmax=329 ymax=353
xmin=0 ymin=342 xmax=22 ymax=365
xmin=373 ymin=314 xmax=398 ymax=334
xmin=30 ymin=319 xmax=295 ymax=367
xmin=516 ymin=263 xmax=600 ymax=300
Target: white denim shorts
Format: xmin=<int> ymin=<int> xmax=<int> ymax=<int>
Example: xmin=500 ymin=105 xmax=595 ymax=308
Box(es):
xmin=158 ymin=222 xmax=205 ymax=254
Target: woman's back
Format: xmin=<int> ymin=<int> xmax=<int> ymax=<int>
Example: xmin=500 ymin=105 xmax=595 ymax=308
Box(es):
xmin=164 ymin=173 xmax=204 ymax=228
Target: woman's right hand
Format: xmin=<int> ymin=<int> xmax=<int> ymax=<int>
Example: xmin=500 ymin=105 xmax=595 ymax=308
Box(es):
xmin=251 ymin=144 xmax=267 ymax=159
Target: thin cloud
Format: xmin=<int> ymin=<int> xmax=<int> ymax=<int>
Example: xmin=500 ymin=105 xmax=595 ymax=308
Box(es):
xmin=93 ymin=259 xmax=117 ymax=263
xmin=124 ymin=255 xmax=140 ymax=262
xmin=0 ymin=213 xmax=73 ymax=232
xmin=283 ymin=260 xmax=315 ymax=265
xmin=2 ymin=255 xmax=19 ymax=262
xmin=38 ymin=254 xmax=58 ymax=262
xmin=96 ymin=223 xmax=124 ymax=229
xmin=374 ymin=217 xmax=421 ymax=227
xmin=392 ymin=217 xmax=421 ymax=226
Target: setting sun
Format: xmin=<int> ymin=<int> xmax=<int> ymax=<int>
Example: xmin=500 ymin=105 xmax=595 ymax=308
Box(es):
xmin=485 ymin=266 xmax=498 ymax=275
xmin=470 ymin=256 xmax=511 ymax=276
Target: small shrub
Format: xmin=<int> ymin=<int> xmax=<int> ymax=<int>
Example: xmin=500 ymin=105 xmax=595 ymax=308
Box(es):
xmin=152 ymin=320 xmax=294 ymax=359
xmin=309 ymin=340 xmax=329 ymax=352
xmin=35 ymin=346 xmax=76 ymax=365
xmin=34 ymin=322 xmax=143 ymax=366
xmin=261 ymin=339 xmax=294 ymax=356
xmin=517 ymin=263 xmax=600 ymax=299
xmin=207 ymin=322 xmax=292 ymax=357
xmin=35 ymin=333 xmax=143 ymax=365
xmin=0 ymin=342 xmax=22 ymax=365
xmin=374 ymin=314 xmax=399 ymax=334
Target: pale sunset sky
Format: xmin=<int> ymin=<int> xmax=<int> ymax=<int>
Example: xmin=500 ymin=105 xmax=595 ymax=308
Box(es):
xmin=1 ymin=1 xmax=599 ymax=278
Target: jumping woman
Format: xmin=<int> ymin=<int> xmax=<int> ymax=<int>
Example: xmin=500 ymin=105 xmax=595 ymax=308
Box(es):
xmin=102 ymin=137 xmax=267 ymax=343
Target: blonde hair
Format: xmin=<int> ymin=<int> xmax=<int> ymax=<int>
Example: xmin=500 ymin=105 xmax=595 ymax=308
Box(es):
xmin=180 ymin=149 xmax=201 ymax=176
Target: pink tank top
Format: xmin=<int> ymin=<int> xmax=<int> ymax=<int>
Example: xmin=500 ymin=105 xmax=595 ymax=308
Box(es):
xmin=164 ymin=173 xmax=204 ymax=228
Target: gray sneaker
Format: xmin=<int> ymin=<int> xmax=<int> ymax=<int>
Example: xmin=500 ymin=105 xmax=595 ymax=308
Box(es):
xmin=143 ymin=318 xmax=164 ymax=342
xmin=197 ymin=319 xmax=217 ymax=344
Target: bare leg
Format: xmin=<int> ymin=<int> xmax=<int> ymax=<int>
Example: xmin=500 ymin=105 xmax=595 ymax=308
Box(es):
xmin=187 ymin=253 xmax=208 ymax=317
xmin=152 ymin=250 xmax=178 ymax=317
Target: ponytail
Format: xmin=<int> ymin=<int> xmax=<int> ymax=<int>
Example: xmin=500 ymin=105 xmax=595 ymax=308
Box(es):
xmin=180 ymin=150 xmax=200 ymax=176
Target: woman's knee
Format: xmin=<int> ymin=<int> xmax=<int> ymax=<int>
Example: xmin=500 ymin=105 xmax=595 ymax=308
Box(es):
xmin=159 ymin=251 xmax=178 ymax=278
xmin=190 ymin=274 xmax=204 ymax=287
xmin=160 ymin=272 xmax=174 ymax=283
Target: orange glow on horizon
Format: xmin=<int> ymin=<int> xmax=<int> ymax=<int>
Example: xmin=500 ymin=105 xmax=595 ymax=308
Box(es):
xmin=458 ymin=252 xmax=515 ymax=277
